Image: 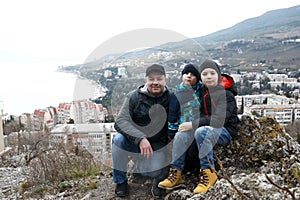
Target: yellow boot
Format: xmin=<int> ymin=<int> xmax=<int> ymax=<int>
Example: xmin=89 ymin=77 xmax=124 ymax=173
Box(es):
xmin=158 ymin=168 xmax=184 ymax=190
xmin=193 ymin=168 xmax=217 ymax=194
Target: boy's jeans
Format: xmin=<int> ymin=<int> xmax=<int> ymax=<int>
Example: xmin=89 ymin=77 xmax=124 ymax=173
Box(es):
xmin=170 ymin=131 xmax=194 ymax=170
xmin=171 ymin=126 xmax=231 ymax=170
xmin=112 ymin=133 xmax=167 ymax=184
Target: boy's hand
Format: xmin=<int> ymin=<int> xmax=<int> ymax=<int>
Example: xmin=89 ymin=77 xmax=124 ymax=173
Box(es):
xmin=178 ymin=122 xmax=192 ymax=132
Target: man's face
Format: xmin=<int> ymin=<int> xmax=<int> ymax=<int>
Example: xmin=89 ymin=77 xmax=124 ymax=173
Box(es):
xmin=145 ymin=72 xmax=167 ymax=96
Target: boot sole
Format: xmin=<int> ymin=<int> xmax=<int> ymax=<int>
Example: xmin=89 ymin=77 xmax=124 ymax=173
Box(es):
xmin=158 ymin=183 xmax=186 ymax=190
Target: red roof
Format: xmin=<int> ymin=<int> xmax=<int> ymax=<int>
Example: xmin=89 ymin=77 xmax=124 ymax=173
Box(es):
xmin=33 ymin=109 xmax=45 ymax=117
xmin=64 ymin=104 xmax=71 ymax=110
xmin=58 ymin=103 xmax=65 ymax=108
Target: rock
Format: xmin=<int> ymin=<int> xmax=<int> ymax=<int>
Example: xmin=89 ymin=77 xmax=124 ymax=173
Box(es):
xmin=165 ymin=189 xmax=193 ymax=199
xmin=167 ymin=115 xmax=300 ymax=199
xmin=0 ymin=115 xmax=299 ymax=199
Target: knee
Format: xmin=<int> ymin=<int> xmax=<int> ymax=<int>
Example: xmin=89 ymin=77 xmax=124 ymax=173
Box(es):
xmin=194 ymin=126 xmax=209 ymax=140
xmin=112 ymin=133 xmax=127 ymax=147
xmin=174 ymin=131 xmax=190 ymax=142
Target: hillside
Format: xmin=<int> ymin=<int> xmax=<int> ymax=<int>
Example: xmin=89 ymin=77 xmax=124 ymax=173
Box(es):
xmin=196 ymin=5 xmax=300 ymax=42
xmin=68 ymin=4 xmax=300 ymax=75
xmin=162 ymin=5 xmax=300 ymax=68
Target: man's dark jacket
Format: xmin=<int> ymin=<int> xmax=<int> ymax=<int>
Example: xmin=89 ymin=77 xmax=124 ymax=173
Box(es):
xmin=114 ymin=85 xmax=170 ymax=149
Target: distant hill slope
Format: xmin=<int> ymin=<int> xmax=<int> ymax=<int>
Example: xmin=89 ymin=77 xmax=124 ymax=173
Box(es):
xmin=76 ymin=5 xmax=300 ymax=74
xmin=196 ymin=5 xmax=300 ymax=42
xmin=191 ymin=5 xmax=300 ymax=67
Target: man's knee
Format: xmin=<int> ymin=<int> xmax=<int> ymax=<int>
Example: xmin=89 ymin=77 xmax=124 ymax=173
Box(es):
xmin=112 ymin=133 xmax=127 ymax=147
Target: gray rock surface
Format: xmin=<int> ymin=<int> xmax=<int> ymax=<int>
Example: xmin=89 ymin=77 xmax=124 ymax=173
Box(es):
xmin=0 ymin=115 xmax=299 ymax=199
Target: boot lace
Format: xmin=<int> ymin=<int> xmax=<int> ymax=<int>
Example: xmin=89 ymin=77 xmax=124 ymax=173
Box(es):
xmin=167 ymin=168 xmax=178 ymax=183
xmin=199 ymin=169 xmax=209 ymax=186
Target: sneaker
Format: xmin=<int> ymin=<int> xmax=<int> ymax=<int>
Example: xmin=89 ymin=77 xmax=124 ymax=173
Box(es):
xmin=115 ymin=181 xmax=128 ymax=197
xmin=151 ymin=178 xmax=166 ymax=198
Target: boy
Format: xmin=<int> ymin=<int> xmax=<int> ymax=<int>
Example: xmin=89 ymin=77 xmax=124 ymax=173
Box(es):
xmin=159 ymin=63 xmax=202 ymax=189
xmin=159 ymin=60 xmax=239 ymax=194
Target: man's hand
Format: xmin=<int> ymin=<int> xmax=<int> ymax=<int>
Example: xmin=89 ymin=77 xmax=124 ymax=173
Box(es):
xmin=178 ymin=122 xmax=193 ymax=132
xmin=139 ymin=138 xmax=153 ymax=158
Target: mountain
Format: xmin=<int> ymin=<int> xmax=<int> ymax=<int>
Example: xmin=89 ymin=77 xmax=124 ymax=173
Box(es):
xmin=161 ymin=5 xmax=300 ymax=68
xmin=70 ymin=5 xmax=300 ymax=75
xmin=196 ymin=5 xmax=300 ymax=42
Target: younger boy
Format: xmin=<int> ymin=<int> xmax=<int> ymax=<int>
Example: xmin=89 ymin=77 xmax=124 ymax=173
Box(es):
xmin=158 ymin=64 xmax=202 ymax=189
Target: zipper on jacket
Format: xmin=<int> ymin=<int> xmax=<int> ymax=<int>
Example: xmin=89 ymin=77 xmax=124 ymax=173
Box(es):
xmin=204 ymin=90 xmax=209 ymax=118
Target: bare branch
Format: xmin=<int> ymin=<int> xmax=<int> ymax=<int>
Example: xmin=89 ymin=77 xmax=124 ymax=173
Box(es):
xmin=213 ymin=152 xmax=250 ymax=200
xmin=265 ymin=174 xmax=296 ymax=200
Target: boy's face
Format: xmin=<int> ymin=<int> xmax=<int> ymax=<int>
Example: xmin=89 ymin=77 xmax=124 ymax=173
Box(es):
xmin=200 ymin=68 xmax=219 ymax=88
xmin=182 ymin=72 xmax=197 ymax=86
xmin=145 ymin=72 xmax=167 ymax=96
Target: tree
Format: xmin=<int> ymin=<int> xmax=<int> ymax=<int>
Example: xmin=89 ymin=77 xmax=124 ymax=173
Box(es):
xmin=3 ymin=119 xmax=24 ymax=135
xmin=67 ymin=118 xmax=74 ymax=124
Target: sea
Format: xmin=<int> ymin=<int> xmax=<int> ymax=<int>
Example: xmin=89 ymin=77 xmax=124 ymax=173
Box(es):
xmin=0 ymin=61 xmax=98 ymax=116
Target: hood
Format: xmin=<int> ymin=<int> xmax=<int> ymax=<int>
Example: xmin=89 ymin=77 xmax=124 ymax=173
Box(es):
xmin=220 ymin=74 xmax=238 ymax=96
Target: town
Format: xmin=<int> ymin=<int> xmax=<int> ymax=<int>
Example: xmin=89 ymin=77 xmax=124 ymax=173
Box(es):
xmin=1 ymin=59 xmax=300 ymax=156
xmin=1 ymin=1 xmax=300 ymax=199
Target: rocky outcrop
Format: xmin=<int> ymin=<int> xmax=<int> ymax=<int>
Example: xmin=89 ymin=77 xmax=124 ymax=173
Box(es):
xmin=0 ymin=167 xmax=28 ymax=199
xmin=165 ymin=115 xmax=300 ymax=199
xmin=0 ymin=115 xmax=299 ymax=199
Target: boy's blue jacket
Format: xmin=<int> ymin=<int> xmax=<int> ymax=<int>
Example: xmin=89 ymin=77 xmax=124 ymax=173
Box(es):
xmin=168 ymin=81 xmax=202 ymax=139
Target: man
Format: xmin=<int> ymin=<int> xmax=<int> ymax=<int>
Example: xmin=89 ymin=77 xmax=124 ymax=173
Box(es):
xmin=112 ymin=64 xmax=171 ymax=197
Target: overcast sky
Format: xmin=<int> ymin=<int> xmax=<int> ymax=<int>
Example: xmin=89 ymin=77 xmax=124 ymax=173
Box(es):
xmin=0 ymin=0 xmax=300 ymax=115
xmin=1 ymin=0 xmax=300 ymax=65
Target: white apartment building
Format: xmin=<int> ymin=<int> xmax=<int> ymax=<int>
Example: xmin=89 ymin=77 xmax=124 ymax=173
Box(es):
xmin=267 ymin=73 xmax=288 ymax=81
xmin=268 ymin=80 xmax=300 ymax=89
xmin=236 ymin=94 xmax=272 ymax=108
xmin=267 ymin=73 xmax=300 ymax=88
xmin=236 ymin=94 xmax=291 ymax=108
xmin=18 ymin=100 xmax=107 ymax=133
xmin=244 ymin=104 xmax=300 ymax=126
xmin=50 ymin=123 xmax=116 ymax=160
xmin=57 ymin=103 xmax=71 ymax=124
xmin=118 ymin=67 xmax=127 ymax=78
xmin=267 ymin=95 xmax=290 ymax=105
xmin=33 ymin=107 xmax=57 ymax=131
xmin=104 ymin=70 xmax=113 ymax=78
xmin=237 ymin=94 xmax=300 ymax=126
xmin=57 ymin=100 xmax=107 ymax=124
